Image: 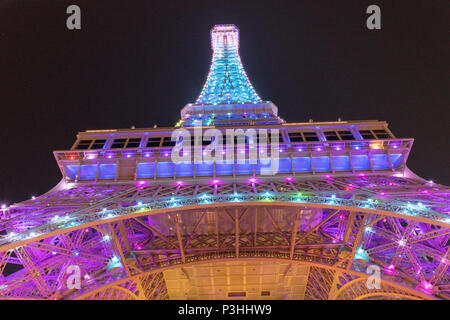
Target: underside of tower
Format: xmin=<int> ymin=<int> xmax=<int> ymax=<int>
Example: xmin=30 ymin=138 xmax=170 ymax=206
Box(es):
xmin=0 ymin=24 xmax=448 ymax=300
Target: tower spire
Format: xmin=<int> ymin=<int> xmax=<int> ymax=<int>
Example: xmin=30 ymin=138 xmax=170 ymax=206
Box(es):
xmin=196 ymin=24 xmax=262 ymax=105
xmin=180 ymin=24 xmax=282 ymax=127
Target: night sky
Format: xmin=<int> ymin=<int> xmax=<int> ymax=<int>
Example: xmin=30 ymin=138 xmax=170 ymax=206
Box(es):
xmin=0 ymin=0 xmax=449 ymax=205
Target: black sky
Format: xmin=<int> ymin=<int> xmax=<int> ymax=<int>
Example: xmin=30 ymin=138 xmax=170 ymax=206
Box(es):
xmin=0 ymin=0 xmax=449 ymax=205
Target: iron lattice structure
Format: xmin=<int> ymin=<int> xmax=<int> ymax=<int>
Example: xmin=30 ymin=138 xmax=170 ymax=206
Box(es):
xmin=0 ymin=25 xmax=449 ymax=300
xmin=196 ymin=25 xmax=262 ymax=105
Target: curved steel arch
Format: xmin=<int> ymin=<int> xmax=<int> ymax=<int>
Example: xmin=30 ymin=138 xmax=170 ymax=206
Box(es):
xmin=1 ymin=181 xmax=448 ymax=300
xmin=68 ymin=257 xmax=433 ymax=300
xmin=330 ymin=276 xmax=427 ymax=300
xmin=354 ymin=293 xmax=421 ymax=300
xmin=1 ymin=199 xmax=447 ymax=253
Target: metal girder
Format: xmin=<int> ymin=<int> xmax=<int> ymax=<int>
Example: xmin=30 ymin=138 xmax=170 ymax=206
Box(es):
xmin=0 ymin=175 xmax=448 ymax=300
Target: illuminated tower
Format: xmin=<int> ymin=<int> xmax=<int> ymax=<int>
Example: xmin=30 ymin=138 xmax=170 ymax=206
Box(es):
xmin=181 ymin=25 xmax=282 ymax=127
xmin=196 ymin=25 xmax=262 ymax=105
xmin=0 ymin=25 xmax=448 ymax=300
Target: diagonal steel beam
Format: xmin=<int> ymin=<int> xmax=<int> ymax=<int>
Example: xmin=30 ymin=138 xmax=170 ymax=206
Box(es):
xmin=174 ymin=214 xmax=185 ymax=263
xmin=133 ymin=218 xmax=178 ymax=249
xmin=108 ymin=223 xmax=131 ymax=277
xmin=297 ymin=210 xmax=339 ymax=244
xmin=235 ymin=208 xmax=239 ymax=258
xmin=184 ymin=210 xmax=206 ymax=248
xmin=290 ymin=208 xmax=300 ymax=259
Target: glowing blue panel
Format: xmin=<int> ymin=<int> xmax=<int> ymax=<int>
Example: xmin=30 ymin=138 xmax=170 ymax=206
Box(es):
xmin=371 ymin=154 xmax=390 ymax=170
xmin=136 ymin=163 xmax=155 ymax=178
xmin=176 ymin=163 xmax=194 ymax=177
xmin=312 ymin=156 xmax=331 ymax=172
xmin=254 ymin=157 xmax=292 ymax=174
xmin=99 ymin=164 xmax=117 ymax=179
xmin=255 ymin=159 xmax=270 ymax=174
xmin=79 ymin=164 xmax=97 ymax=180
xmin=278 ymin=158 xmax=292 ymax=173
xmin=215 ymin=162 xmax=233 ymax=175
xmin=390 ymin=154 xmax=404 ymax=168
xmin=65 ymin=165 xmax=79 ymax=180
xmin=235 ymin=160 xmax=253 ymax=175
xmin=157 ymin=162 xmax=175 ymax=177
xmin=352 ymin=155 xmax=370 ymax=170
xmin=293 ymin=157 xmax=312 ymax=173
xmin=196 ymin=163 xmax=214 ymax=176
xmin=332 ymin=156 xmax=351 ymax=171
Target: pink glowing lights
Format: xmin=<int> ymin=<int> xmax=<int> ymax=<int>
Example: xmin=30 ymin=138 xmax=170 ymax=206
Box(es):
xmin=344 ymin=184 xmax=354 ymax=191
xmin=419 ymin=280 xmax=433 ymax=294
xmin=385 ymin=264 xmax=396 ymax=274
xmin=248 ymin=177 xmax=258 ymax=184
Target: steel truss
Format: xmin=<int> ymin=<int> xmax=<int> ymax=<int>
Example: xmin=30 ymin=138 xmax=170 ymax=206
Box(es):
xmin=0 ymin=175 xmax=449 ymax=300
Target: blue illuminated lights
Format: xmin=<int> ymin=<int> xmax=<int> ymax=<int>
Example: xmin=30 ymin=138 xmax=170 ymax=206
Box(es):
xmin=8 ymin=185 xmax=446 ymax=247
xmin=196 ymin=25 xmax=262 ymax=105
xmin=91 ymin=191 xmax=440 ymax=223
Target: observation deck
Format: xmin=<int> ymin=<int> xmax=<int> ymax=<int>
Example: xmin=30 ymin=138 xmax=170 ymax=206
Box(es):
xmin=55 ymin=120 xmax=412 ymax=184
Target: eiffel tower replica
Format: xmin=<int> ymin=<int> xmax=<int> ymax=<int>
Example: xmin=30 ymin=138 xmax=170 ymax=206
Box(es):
xmin=0 ymin=25 xmax=448 ymax=300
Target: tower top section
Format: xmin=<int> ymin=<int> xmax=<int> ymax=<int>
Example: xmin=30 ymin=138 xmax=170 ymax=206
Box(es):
xmin=181 ymin=24 xmax=282 ymax=127
xmin=195 ymin=24 xmax=262 ymax=105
